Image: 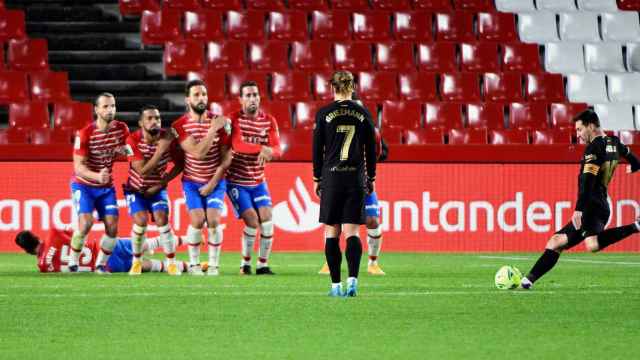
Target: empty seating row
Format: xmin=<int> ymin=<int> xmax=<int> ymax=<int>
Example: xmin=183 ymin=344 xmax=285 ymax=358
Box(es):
xmin=0 ymin=39 xmax=49 ymax=71
xmin=0 ymin=101 xmax=92 ymax=131
xmin=0 ymin=9 xmax=26 ymax=42
xmin=0 ymin=71 xmax=69 ymax=104
xmin=566 ymin=73 xmax=640 ymax=104
xmin=497 ymin=0 xmax=621 ymax=12
xmin=545 ymin=42 xmax=640 ymax=73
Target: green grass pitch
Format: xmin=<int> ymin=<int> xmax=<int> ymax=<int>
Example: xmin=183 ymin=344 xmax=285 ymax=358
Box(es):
xmin=1 ymin=252 xmax=639 ymax=359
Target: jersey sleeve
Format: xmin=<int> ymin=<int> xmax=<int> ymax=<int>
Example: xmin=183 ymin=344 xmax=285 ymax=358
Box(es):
xmin=171 ymin=120 xmax=190 ymax=143
xmin=312 ymin=109 xmax=325 ymax=182
xmin=126 ymin=134 xmax=144 ymax=161
xmin=617 ymin=141 xmax=640 ymax=172
xmin=73 ymin=128 xmax=90 ymax=157
xmin=268 ymin=115 xmax=282 ymax=157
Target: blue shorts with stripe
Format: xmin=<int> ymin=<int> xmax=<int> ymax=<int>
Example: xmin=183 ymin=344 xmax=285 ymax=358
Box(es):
xmin=226 ymin=182 xmax=272 ymax=218
xmin=71 ymin=182 xmax=119 ymax=220
xmin=365 ymin=191 xmax=380 ymax=218
xmin=124 ymin=188 xmax=170 ymax=216
xmin=182 ymin=179 xmax=227 ymax=211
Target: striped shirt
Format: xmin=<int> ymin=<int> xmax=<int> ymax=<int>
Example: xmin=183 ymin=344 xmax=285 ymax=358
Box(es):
xmin=171 ymin=112 xmax=230 ymax=184
xmin=124 ymin=129 xmax=182 ymax=192
xmin=73 ymin=120 xmax=129 ymax=187
xmin=227 ymin=110 xmax=281 ymax=187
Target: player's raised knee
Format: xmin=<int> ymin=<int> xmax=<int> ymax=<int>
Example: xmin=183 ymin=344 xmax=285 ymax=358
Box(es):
xmin=546 ymin=234 xmax=567 ymax=251
xmin=585 ymin=236 xmax=600 ymax=253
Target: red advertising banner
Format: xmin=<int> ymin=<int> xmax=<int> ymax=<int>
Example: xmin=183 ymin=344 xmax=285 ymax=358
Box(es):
xmin=1 ymin=162 xmax=639 ymax=252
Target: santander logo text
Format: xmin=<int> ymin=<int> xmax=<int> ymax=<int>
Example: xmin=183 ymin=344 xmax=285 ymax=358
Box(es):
xmin=272 ymin=177 xmax=321 ymax=233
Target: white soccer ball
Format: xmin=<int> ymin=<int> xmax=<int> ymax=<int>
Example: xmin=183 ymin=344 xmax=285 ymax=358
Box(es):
xmin=494 ymin=265 xmax=523 ymax=290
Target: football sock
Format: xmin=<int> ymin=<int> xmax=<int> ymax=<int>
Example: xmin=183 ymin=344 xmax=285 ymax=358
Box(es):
xmin=207 ymin=227 xmax=223 ymax=268
xmin=69 ymin=231 xmax=87 ymax=266
xmin=257 ymin=221 xmax=273 ymax=268
xmin=596 ymin=224 xmax=639 ymax=250
xmin=131 ymin=224 xmax=146 ymax=260
xmin=526 ymin=249 xmax=560 ymax=283
xmin=96 ymin=235 xmax=117 ymax=267
xmin=241 ymin=226 xmax=257 ymax=266
xmin=145 ymin=237 xmax=161 ymax=252
xmin=325 ymin=237 xmax=342 ymax=284
xmin=186 ymin=225 xmax=202 ymax=266
xmin=158 ymin=224 xmax=176 ymax=262
xmin=345 ymin=235 xmax=362 ymax=278
xmin=367 ymin=226 xmax=382 ymax=265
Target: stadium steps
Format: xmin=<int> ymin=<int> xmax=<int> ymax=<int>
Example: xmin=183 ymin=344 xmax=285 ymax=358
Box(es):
xmin=49 ymin=50 xmax=163 ymax=64
xmin=27 ymin=22 xmax=139 ymax=34
xmin=52 ymin=64 xmax=158 ymax=81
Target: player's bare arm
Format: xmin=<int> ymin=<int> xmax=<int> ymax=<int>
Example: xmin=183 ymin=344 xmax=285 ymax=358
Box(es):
xmin=73 ymin=154 xmax=108 ymax=184
xmin=179 ymin=115 xmax=227 ymax=160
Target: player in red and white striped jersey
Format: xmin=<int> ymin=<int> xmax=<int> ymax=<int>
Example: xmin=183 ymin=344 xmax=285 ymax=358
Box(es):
xmin=226 ymin=81 xmax=282 ymax=275
xmin=171 ymin=80 xmax=232 ymax=276
xmin=124 ymin=105 xmax=184 ymax=275
xmin=69 ymin=93 xmax=130 ymax=274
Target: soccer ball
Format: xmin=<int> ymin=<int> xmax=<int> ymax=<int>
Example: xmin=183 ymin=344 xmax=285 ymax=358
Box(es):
xmin=494 ymin=265 xmax=523 ymax=290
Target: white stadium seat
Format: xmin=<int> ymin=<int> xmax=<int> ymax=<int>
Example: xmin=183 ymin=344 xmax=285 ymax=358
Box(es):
xmin=518 ymin=13 xmax=559 ymax=44
xmin=607 ymin=73 xmax=640 ymax=103
xmin=594 ymin=103 xmax=635 ymax=131
xmin=627 ymin=43 xmax=640 ymax=72
xmin=495 ymin=0 xmax=536 ymax=12
xmin=584 ymin=43 xmax=625 ymax=72
xmin=601 ymin=12 xmax=640 ymax=42
xmin=545 ymin=42 xmax=585 ymax=73
xmin=577 ymin=0 xmax=618 ymax=11
xmin=538 ymin=0 xmax=578 ymax=11
xmin=567 ymin=73 xmax=608 ymax=103
xmin=559 ymin=12 xmax=600 ymax=42
xmin=635 ymin=105 xmax=640 ymax=130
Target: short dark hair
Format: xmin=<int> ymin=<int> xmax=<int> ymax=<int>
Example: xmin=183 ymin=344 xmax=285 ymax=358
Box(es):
xmin=138 ymin=104 xmax=159 ymax=119
xmin=239 ymin=80 xmax=259 ymax=97
xmin=15 ymin=231 xmax=39 ymax=255
xmin=94 ymin=92 xmax=115 ymax=106
xmin=573 ymin=109 xmax=600 ymax=127
xmin=185 ymin=79 xmax=206 ymax=97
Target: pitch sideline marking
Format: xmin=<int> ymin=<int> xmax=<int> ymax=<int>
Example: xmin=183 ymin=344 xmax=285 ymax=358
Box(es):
xmin=478 ymin=255 xmax=640 ymax=266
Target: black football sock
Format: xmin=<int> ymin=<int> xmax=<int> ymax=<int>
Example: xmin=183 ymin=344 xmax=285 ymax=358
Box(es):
xmin=345 ymin=236 xmax=363 ymax=278
xmin=526 ymin=249 xmax=560 ymax=283
xmin=597 ymin=224 xmax=639 ymax=250
xmin=324 ymin=237 xmax=342 ymax=284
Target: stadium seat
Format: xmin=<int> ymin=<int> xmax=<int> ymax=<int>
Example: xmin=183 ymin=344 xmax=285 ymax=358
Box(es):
xmin=268 ymin=10 xmax=307 ymax=41
xmin=448 ymin=128 xmax=488 ymax=145
xmin=559 ymin=12 xmax=600 ymax=42
xmin=525 ymin=73 xmax=564 ymax=103
xmin=187 ymin=71 xmax=226 ymax=100
xmin=334 ymin=42 xmax=374 ymax=71
xmin=184 ymin=10 xmax=224 ymax=41
xmin=567 ymin=73 xmax=608 ymax=103
xmin=460 ymin=43 xmax=499 ymax=72
xmin=440 ymin=73 xmax=480 ymax=102
xmin=545 ymin=42 xmax=585 ymax=74
xmin=291 ymin=41 xmax=332 ymax=71
xmin=477 ymin=12 xmax=518 ymax=42
xmin=162 ymin=0 xmax=200 ymax=10
xmin=381 ymin=126 xmax=404 ymax=144
xmin=376 ymin=42 xmax=415 ymax=71
xmin=601 ymin=12 xmax=640 ymax=42
xmin=207 ymin=41 xmax=246 ymax=71
xmin=294 ymin=101 xmax=322 ymax=129
xmin=489 ymin=129 xmax=529 ymax=144
xmin=417 ymin=42 xmax=457 ymax=72
xmin=404 ymin=128 xmax=444 ymax=144
xmin=248 ymin=41 xmax=289 ymax=71
xmin=31 ymin=128 xmax=75 ymax=145
xmin=0 ymin=70 xmax=29 ymax=104
xmin=517 ymin=12 xmax=559 ymax=43
xmin=119 ymin=0 xmax=160 ymax=17
xmin=466 ymin=103 xmax=505 ymax=129
xmin=577 ymin=0 xmax=618 ymax=10
xmin=550 ymin=102 xmax=588 ymax=129
xmin=208 ymin=100 xmax=241 ymax=115
xmin=227 ymin=71 xmax=269 ymax=98
xmin=140 ymin=9 xmax=181 ymax=45
xmin=531 ymin=129 xmax=573 ymax=144
xmin=496 ymin=0 xmax=536 ymax=12
xmin=330 ymin=0 xmax=370 ymax=9
xmin=201 ymin=0 xmax=243 ymax=9
xmin=358 ymin=71 xmax=398 ymax=101
xmin=353 ymin=12 xmax=392 ymax=41
xmin=381 ymin=100 xmax=422 ymax=129
xmin=584 ymin=43 xmax=625 ymax=73
xmin=271 ymin=72 xmax=311 ymax=101
xmin=618 ymin=0 xmax=640 ymax=10
xmin=393 ymin=11 xmax=431 ymax=41
xmin=260 ymin=101 xmax=291 ymax=129
xmin=0 ymin=127 xmax=29 ymax=144
xmin=537 ymin=0 xmax=578 ymax=11
xmin=618 ymin=130 xmax=640 ymax=145
xmin=371 ymin=0 xmax=411 ymax=10
xmin=288 ymin=0 xmax=329 ymax=10
xmin=8 ymin=38 xmax=49 ymax=71
xmin=398 ymin=72 xmax=437 ymax=101
xmin=594 ymin=103 xmax=635 ymax=131
xmin=279 ymin=129 xmax=313 ymax=150
xmin=312 ymin=72 xmax=332 ymax=101
xmin=509 ymin=103 xmax=549 ymax=129
xmin=0 ymin=9 xmax=26 ymax=41
xmin=502 ymin=43 xmax=541 ymax=72
xmin=164 ymin=40 xmax=204 ymax=76
xmin=435 ymin=11 xmax=474 ymax=42
xmin=311 ymin=10 xmax=350 ymax=41
xmin=483 ymin=72 xmax=522 ymax=102
xmin=245 ymin=0 xmax=286 ymax=10
xmin=626 ymin=43 xmax=640 ymax=72
xmin=227 ymin=11 xmax=265 ymax=41
xmin=9 ymin=101 xmax=50 ymax=129
xmin=607 ymin=73 xmax=640 ymax=103
xmin=424 ymin=102 xmax=463 ymax=129
xmin=452 ymin=0 xmax=492 ymax=10
xmin=53 ymin=101 xmax=95 ymax=130
xmin=29 ymin=71 xmax=70 ymax=103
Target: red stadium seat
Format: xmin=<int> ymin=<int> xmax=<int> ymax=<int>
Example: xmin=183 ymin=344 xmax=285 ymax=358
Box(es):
xmin=381 ymin=126 xmax=404 ymax=144
xmin=268 ymin=11 xmax=307 ymax=41
xmin=618 ymin=0 xmax=640 ymax=10
xmin=119 ymin=0 xmax=161 ymax=17
xmin=312 ymin=72 xmax=332 ymax=101
xmin=0 ymin=127 xmax=29 ymax=144
xmin=291 ymin=41 xmax=332 ymax=71
xmin=187 ymin=71 xmax=226 ymax=101
xmin=248 ymin=41 xmax=289 ymax=71
xmin=246 ymin=0 xmax=286 ymax=10
xmin=477 ymin=12 xmax=517 ymax=42
xmin=618 ymin=130 xmax=640 ymax=144
xmin=376 ymin=42 xmax=414 ymax=71
xmin=261 ymin=101 xmax=292 ymax=129
xmin=490 ymin=129 xmax=529 ymax=145
xmin=8 ymin=39 xmax=48 ymax=71
xmin=227 ymin=11 xmax=265 ymax=41
xmin=288 ymin=0 xmax=329 ymax=10
xmin=227 ymin=71 xmax=269 ymax=98
xmin=353 ymin=12 xmax=392 ymax=41
xmin=279 ymin=129 xmax=313 ymax=150
xmin=452 ymin=0 xmax=492 ymax=11
xmin=31 ymin=128 xmax=74 ymax=145
xmin=398 ymin=72 xmax=437 ymax=101
xmin=10 ymin=101 xmax=50 ymax=129
xmin=29 ymin=71 xmax=70 ymax=103
xmin=411 ymin=0 xmax=452 ymax=10
xmin=184 ymin=10 xmax=224 ymax=41
xmin=271 ymin=72 xmax=311 ymax=101
xmin=0 ymin=9 xmax=26 ymax=41
xmin=358 ymin=71 xmax=398 ymax=101
xmin=381 ymin=100 xmax=422 ymax=129
xmin=207 ymin=41 xmax=246 ymax=71
xmin=435 ymin=11 xmax=474 ymax=42
xmin=509 ymin=103 xmax=548 ymax=129
xmin=550 ymin=102 xmax=588 ymax=129
xmin=311 ymin=10 xmax=350 ymax=41
xmin=0 ymin=46 xmax=4 ymax=69
xmin=424 ymin=102 xmax=463 ymax=129
xmin=393 ymin=11 xmax=432 ymax=41
xmin=372 ymin=0 xmax=411 ymax=10
xmin=140 ymin=9 xmax=181 ymax=45
xmin=209 ymin=100 xmax=241 ymax=115
xmin=330 ymin=0 xmax=370 ymax=9
xmin=532 ymin=129 xmax=573 ymax=145
xmin=162 ymin=0 xmax=200 ymax=10
xmin=483 ymin=72 xmax=522 ymax=102
xmin=334 ymin=42 xmax=373 ymax=71
xmin=466 ymin=103 xmax=505 ymax=129
xmin=164 ymin=40 xmax=204 ymax=76
xmin=294 ymin=101 xmax=323 ymax=129
xmin=201 ymin=0 xmax=243 ymax=9
xmin=502 ymin=43 xmax=541 ymax=72
xmin=53 ymin=101 xmax=94 ymax=130
xmin=440 ymin=73 xmax=480 ymax=102
xmin=448 ymin=128 xmax=488 ymax=144
xmin=460 ymin=43 xmax=499 ymax=72
xmin=0 ymin=70 xmax=28 ymax=104
xmin=405 ymin=128 xmax=444 ymax=144
xmin=525 ymin=73 xmax=565 ymax=102
xmin=417 ymin=42 xmax=457 ymax=72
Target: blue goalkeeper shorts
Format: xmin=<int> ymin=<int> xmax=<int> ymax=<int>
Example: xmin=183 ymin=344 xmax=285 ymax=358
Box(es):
xmin=226 ymin=182 xmax=272 ymax=218
xmin=106 ymin=239 xmax=133 ymax=273
xmin=365 ymin=192 xmax=380 ymax=218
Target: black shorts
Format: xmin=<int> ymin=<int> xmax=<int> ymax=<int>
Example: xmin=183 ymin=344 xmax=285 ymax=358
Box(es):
xmin=555 ymin=207 xmax=610 ymax=249
xmin=319 ymin=186 xmax=366 ymax=225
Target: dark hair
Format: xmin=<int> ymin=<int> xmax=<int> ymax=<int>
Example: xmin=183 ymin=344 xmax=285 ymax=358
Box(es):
xmin=239 ymin=80 xmax=259 ymax=97
xmin=15 ymin=231 xmax=39 ymax=255
xmin=138 ymin=104 xmax=159 ymax=119
xmin=573 ymin=109 xmax=600 ymax=127
xmin=94 ymin=92 xmax=115 ymax=106
xmin=185 ymin=79 xmax=206 ymax=97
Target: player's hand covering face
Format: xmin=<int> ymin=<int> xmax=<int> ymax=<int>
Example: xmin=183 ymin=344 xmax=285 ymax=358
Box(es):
xmin=188 ymin=85 xmax=208 ymax=115
xmin=240 ymin=86 xmax=260 ymax=115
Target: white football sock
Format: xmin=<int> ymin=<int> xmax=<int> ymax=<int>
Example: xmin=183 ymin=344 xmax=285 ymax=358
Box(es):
xmin=257 ymin=221 xmax=273 ymax=269
xmin=131 ymin=224 xmax=146 ymax=260
xmin=241 ymin=226 xmax=257 ymax=266
xmin=207 ymin=227 xmax=223 ymax=268
xmin=158 ymin=224 xmax=176 ymax=263
xmin=186 ymin=225 xmax=203 ymax=266
xmin=96 ymin=235 xmax=117 ymax=267
xmin=69 ymin=231 xmax=87 ymax=266
xmin=367 ymin=226 xmax=382 ymax=265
